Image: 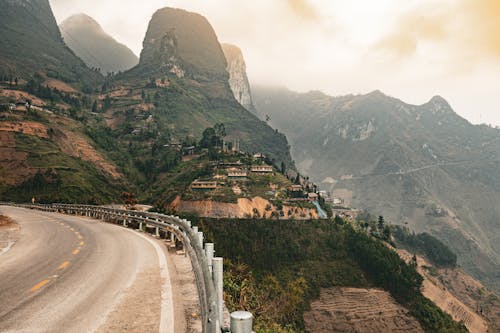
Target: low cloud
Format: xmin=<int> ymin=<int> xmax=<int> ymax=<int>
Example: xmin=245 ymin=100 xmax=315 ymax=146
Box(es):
xmin=374 ymin=8 xmax=447 ymax=59
xmin=287 ymin=0 xmax=318 ymax=20
xmin=375 ymin=0 xmax=500 ymax=63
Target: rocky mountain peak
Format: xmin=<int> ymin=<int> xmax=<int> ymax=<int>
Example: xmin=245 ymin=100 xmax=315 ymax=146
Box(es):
xmin=139 ymin=7 xmax=228 ymax=81
xmin=222 ymin=43 xmax=255 ymax=112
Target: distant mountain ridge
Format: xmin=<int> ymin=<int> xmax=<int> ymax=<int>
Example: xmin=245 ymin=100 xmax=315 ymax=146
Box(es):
xmin=59 ymin=14 xmax=139 ymax=75
xmin=0 ymin=0 xmax=101 ymax=86
xmin=253 ymin=86 xmax=500 ymax=293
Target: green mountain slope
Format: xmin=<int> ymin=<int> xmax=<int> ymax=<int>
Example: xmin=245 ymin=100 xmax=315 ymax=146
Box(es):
xmin=253 ymin=86 xmax=500 ymax=293
xmin=59 ymin=14 xmax=139 ymax=75
xmin=0 ymin=0 xmax=101 ymax=87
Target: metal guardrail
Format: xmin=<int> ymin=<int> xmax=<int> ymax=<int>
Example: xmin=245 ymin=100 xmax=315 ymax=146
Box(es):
xmin=0 ymin=203 xmax=220 ymax=333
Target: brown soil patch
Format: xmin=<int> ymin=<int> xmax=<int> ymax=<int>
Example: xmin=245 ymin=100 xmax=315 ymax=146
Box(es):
xmin=304 ymin=287 xmax=424 ymax=333
xmin=0 ymin=215 xmax=13 ymax=227
xmin=175 ymin=196 xmax=318 ymax=219
xmin=99 ymin=88 xmax=132 ymax=99
xmin=0 ymin=89 xmax=45 ymax=105
xmin=397 ymin=249 xmax=490 ymax=333
xmin=42 ymin=79 xmax=77 ymax=93
xmin=0 ymin=121 xmax=49 ymax=138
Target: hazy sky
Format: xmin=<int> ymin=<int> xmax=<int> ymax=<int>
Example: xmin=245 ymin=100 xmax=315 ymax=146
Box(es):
xmin=50 ymin=0 xmax=500 ymax=126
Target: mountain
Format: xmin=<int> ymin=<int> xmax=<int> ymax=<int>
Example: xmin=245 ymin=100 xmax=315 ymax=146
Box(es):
xmin=221 ymin=43 xmax=255 ymax=112
xmin=253 ymin=86 xmax=500 ymax=293
xmin=109 ymin=8 xmax=292 ymax=180
xmin=134 ymin=7 xmax=228 ymax=83
xmin=59 ymin=14 xmax=139 ymax=75
xmin=0 ymin=0 xmax=101 ymax=87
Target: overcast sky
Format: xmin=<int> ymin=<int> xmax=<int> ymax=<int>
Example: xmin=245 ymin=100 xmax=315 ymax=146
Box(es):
xmin=50 ymin=0 xmax=500 ymax=126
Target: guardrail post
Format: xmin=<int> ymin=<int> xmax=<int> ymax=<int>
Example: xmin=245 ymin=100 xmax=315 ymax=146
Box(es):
xmin=230 ymin=311 xmax=253 ymax=333
xmin=155 ymin=226 xmax=160 ymax=237
xmin=205 ymin=243 xmax=214 ymax=274
xmin=212 ymin=257 xmax=224 ymax=328
xmin=138 ymin=221 xmax=143 ymax=231
xmin=197 ymin=231 xmax=204 ymax=249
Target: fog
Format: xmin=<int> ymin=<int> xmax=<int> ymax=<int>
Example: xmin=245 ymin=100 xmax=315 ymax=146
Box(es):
xmin=50 ymin=0 xmax=500 ymax=126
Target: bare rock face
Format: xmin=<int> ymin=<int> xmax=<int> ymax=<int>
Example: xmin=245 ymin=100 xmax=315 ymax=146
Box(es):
xmin=222 ymin=44 xmax=255 ymax=112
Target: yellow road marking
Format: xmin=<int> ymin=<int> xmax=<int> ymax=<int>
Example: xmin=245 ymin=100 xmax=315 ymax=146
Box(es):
xmin=72 ymin=249 xmax=80 ymax=255
xmin=79 ymin=241 xmax=84 ymax=246
xmin=58 ymin=261 xmax=70 ymax=270
xmin=30 ymin=279 xmax=50 ymax=292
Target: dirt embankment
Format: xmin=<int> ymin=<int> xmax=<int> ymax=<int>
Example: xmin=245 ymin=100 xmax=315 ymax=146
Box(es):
xmin=397 ymin=249 xmax=490 ymax=333
xmin=304 ymin=287 xmax=424 ymax=333
xmin=174 ymin=196 xmax=318 ymax=219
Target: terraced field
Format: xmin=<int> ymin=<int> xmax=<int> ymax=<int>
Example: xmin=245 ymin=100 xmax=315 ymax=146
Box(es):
xmin=304 ymin=287 xmax=424 ymax=333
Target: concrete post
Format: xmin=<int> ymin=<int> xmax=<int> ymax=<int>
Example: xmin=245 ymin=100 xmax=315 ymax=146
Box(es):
xmin=123 ymin=219 xmax=127 ymax=227
xmin=139 ymin=222 xmax=143 ymax=231
xmin=192 ymin=226 xmax=198 ymax=234
xmin=205 ymin=243 xmax=214 ymax=274
xmin=170 ymin=232 xmax=175 ymax=243
xmin=155 ymin=227 xmax=160 ymax=237
xmin=230 ymin=311 xmax=253 ymax=333
xmin=212 ymin=257 xmax=224 ymax=326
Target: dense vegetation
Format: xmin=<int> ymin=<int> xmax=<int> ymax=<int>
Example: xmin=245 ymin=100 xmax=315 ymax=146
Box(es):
xmin=393 ymin=226 xmax=458 ymax=267
xmin=194 ymin=218 xmax=468 ymax=333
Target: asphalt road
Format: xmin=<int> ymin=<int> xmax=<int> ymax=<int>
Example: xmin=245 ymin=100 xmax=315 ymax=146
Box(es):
xmin=0 ymin=206 xmax=174 ymax=333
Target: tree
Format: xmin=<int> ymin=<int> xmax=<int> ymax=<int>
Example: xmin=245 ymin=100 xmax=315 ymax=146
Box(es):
xmin=214 ymin=123 xmax=226 ymax=148
xmin=378 ymin=215 xmax=385 ymax=231
xmin=294 ymin=173 xmax=301 ymax=185
xmin=103 ymin=95 xmax=112 ymax=110
xmin=280 ymin=161 xmax=286 ymax=175
xmin=199 ymin=127 xmax=217 ymax=148
xmin=121 ymin=192 xmax=137 ymax=207
xmin=91 ymin=100 xmax=98 ymax=113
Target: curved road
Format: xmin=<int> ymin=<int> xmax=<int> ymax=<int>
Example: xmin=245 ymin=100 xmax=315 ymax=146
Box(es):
xmin=0 ymin=206 xmax=175 ymax=333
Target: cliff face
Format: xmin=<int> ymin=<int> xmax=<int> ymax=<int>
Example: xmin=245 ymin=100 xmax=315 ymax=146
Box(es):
xmin=60 ymin=14 xmax=138 ymax=75
xmin=222 ymin=44 xmax=255 ymax=112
